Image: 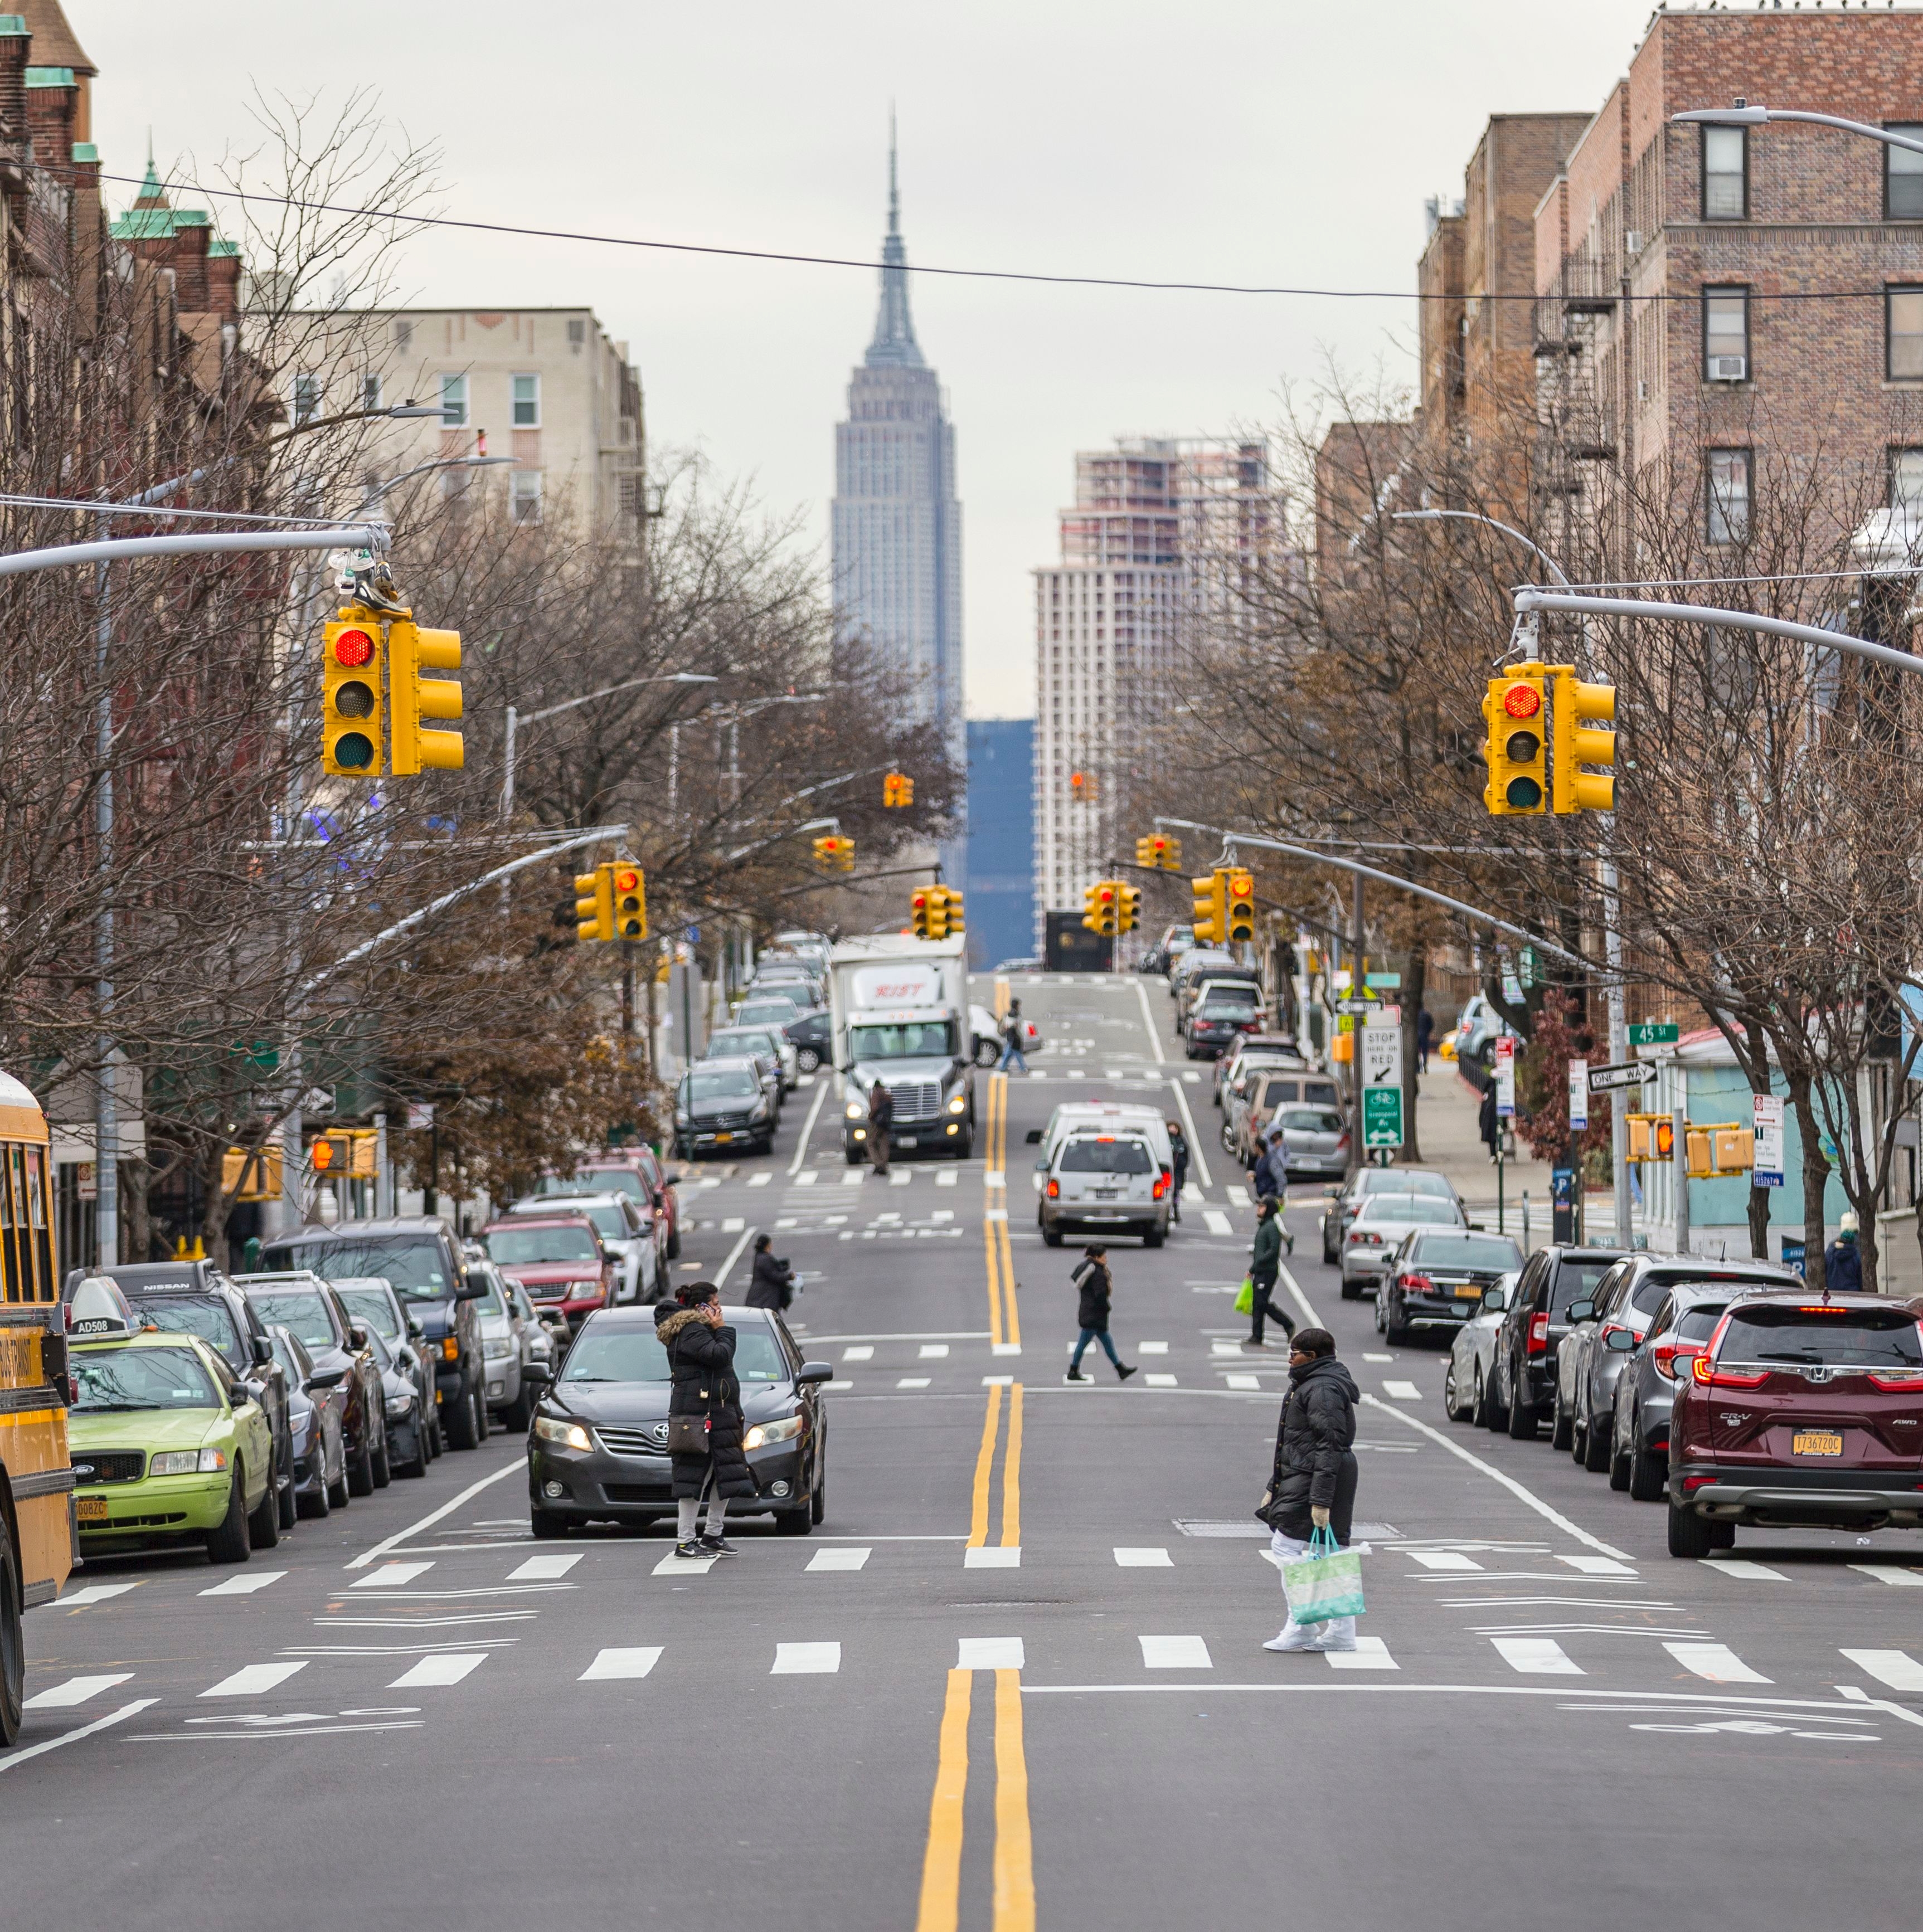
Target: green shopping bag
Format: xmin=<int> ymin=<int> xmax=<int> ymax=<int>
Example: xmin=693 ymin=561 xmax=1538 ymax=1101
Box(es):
xmin=1233 ymin=1277 xmax=1255 ymax=1316
xmin=1281 ymin=1525 xmax=1365 ymax=1623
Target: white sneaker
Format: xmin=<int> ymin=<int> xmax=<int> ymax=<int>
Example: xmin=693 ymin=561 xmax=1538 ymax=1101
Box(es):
xmin=1262 ymin=1626 xmax=1323 ymax=1653
xmin=1315 ymin=1632 xmax=1359 ymax=1653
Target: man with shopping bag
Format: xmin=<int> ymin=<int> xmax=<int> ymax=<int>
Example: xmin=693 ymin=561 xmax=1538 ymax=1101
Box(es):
xmin=1257 ymin=1327 xmax=1363 ymax=1654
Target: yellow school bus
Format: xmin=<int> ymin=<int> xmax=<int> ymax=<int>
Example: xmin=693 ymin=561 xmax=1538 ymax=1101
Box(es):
xmin=0 ymin=1069 xmax=74 ymax=1744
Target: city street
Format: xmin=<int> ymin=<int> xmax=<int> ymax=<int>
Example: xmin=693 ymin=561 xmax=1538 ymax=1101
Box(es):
xmin=9 ymin=972 xmax=1921 ymax=1931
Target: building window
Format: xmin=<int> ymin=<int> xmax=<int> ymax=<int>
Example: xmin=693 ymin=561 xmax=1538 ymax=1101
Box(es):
xmin=511 ymin=373 xmax=540 ymax=428
xmin=361 ymin=373 xmax=382 ymax=413
xmin=439 ymin=373 xmax=468 ymax=426
xmin=567 ymin=318 xmax=586 ymax=348
xmin=1701 ymin=125 xmax=1747 ymax=220
xmin=1891 ymin=447 xmax=1923 ymax=510
xmin=1886 ymin=126 xmax=1923 ymax=219
xmin=1702 ymin=288 xmax=1750 ymax=381
xmin=1888 ymin=287 xmax=1923 ymax=379
xmin=1706 ymin=449 xmax=1751 ymax=545
xmin=510 ymin=470 xmax=543 ymax=525
xmin=292 ymin=372 xmax=322 ymax=425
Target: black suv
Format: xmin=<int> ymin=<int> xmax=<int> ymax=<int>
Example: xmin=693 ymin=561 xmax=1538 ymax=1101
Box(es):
xmin=1490 ymin=1245 xmax=1628 ymax=1438
xmin=258 ymin=1217 xmax=490 ymax=1450
xmin=73 ymin=1261 xmax=298 ymax=1532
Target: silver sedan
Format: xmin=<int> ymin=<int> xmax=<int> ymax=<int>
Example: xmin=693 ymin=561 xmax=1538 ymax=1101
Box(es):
xmin=1445 ymin=1272 xmax=1521 ymax=1425
xmin=1338 ymin=1194 xmax=1468 ymax=1298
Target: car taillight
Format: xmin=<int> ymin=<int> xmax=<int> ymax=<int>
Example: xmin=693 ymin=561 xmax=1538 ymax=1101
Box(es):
xmin=1652 ymin=1341 xmax=1704 ymax=1381
xmin=1526 ymin=1311 xmax=1550 ymax=1355
xmin=1867 ymin=1368 xmax=1923 ymax=1393
xmin=1398 ymin=1274 xmax=1432 ymax=1296
xmin=1152 ymin=1175 xmax=1168 ymax=1200
xmin=1335 ymin=1132 xmax=1351 ymax=1150
xmin=1046 ymin=1179 xmax=1060 ymax=1198
xmin=1682 ymin=1474 xmax=1717 ymax=1492
xmin=1690 ymin=1356 xmax=1767 ymax=1389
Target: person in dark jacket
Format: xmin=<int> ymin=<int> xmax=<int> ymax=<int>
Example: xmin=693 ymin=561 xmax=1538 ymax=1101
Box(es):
xmin=1244 ymin=1195 xmax=1297 ymax=1350
xmin=999 ymin=1000 xmax=1030 ymax=1073
xmin=1166 ymin=1120 xmax=1188 ymax=1223
xmin=867 ymin=1080 xmax=893 ymax=1176
xmin=1416 ymin=1007 xmax=1435 ymax=1074
xmin=1824 ymin=1210 xmax=1862 ymax=1292
xmin=656 ymin=1283 xmax=756 ymax=1558
xmin=746 ymin=1234 xmax=795 ymax=1310
xmin=1478 ymin=1082 xmax=1500 ymax=1159
xmin=1260 ymin=1327 xmax=1361 ymax=1653
xmin=1065 ymin=1244 xmax=1137 ymax=1383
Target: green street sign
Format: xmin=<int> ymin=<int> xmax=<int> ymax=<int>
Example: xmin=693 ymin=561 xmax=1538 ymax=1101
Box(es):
xmin=1362 ymin=1085 xmax=1404 ymax=1149
xmin=1518 ymin=946 xmax=1537 ymax=989
xmin=1364 ymin=972 xmax=1401 ymax=990
xmin=1629 ymin=1021 xmax=1680 ymax=1046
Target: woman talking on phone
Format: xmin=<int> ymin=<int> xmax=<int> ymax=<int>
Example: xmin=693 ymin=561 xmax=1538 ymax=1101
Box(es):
xmin=655 ymin=1281 xmax=756 ymax=1558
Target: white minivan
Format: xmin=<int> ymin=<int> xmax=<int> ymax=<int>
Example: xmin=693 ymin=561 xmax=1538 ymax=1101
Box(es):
xmin=1026 ymin=1103 xmax=1174 ymax=1189
xmin=1040 ymin=1127 xmax=1172 ymax=1248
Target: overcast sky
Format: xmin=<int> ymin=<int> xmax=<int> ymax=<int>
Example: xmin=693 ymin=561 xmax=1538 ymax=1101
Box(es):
xmin=74 ymin=0 xmax=1662 ymax=719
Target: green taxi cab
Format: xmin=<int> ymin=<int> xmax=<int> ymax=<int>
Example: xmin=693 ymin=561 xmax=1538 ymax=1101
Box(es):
xmin=70 ymin=1329 xmax=277 ymax=1563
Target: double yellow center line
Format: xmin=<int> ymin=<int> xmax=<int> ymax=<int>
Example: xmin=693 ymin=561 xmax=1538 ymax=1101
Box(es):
xmin=983 ymin=1073 xmax=1019 ymax=1349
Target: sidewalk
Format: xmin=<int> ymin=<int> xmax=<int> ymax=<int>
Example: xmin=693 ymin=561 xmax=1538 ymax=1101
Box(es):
xmin=1400 ymin=1061 xmax=1566 ymax=1240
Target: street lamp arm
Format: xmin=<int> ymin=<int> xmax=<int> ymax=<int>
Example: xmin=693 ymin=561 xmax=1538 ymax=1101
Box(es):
xmin=521 ymin=671 xmax=719 ymax=728
xmin=1672 ymin=104 xmax=1923 ymax=158
xmin=1391 ymin=509 xmax=1571 ymax=586
xmin=1512 ymin=587 xmax=1923 ymax=679
xmin=0 ymin=525 xmax=387 ymax=577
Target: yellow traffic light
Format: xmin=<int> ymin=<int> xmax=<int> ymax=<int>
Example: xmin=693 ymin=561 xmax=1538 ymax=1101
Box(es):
xmin=1092 ymin=880 xmax=1120 ymax=935
xmin=1082 ymin=882 xmax=1101 ymax=933
xmin=575 ymin=868 xmax=614 ymax=942
xmin=926 ymin=886 xmax=951 ymax=940
xmin=1135 ymin=837 xmax=1153 ymax=868
xmin=1191 ymin=871 xmax=1225 ymax=945
xmin=389 ymin=619 xmax=464 ymax=774
xmin=1226 ymin=869 xmax=1256 ymax=943
xmin=1116 ymin=883 xmax=1141 ymax=934
xmin=611 ymin=863 xmax=647 ymax=940
xmin=1482 ymin=665 xmax=1548 ymax=815
xmin=883 ymin=771 xmax=915 ymax=808
xmin=1547 ymin=666 xmax=1616 ymax=813
xmin=813 ymin=834 xmax=855 ymax=871
xmin=944 ymin=887 xmax=964 ymax=933
xmin=322 ymin=609 xmax=383 ymax=777
xmin=911 ymin=887 xmax=933 ymax=938
xmin=1153 ymin=834 xmax=1181 ymax=871
xmin=813 ymin=835 xmax=835 ymax=868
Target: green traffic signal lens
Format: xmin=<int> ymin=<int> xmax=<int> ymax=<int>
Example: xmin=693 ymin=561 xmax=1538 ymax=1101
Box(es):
xmin=334 ymin=732 xmax=375 ymax=770
xmin=1504 ymin=730 xmax=1540 ymax=763
xmin=1504 ymin=776 xmax=1543 ymax=809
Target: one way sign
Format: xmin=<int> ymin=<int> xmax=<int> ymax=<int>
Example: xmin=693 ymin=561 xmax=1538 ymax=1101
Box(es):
xmin=1587 ymin=1062 xmax=1653 ymax=1094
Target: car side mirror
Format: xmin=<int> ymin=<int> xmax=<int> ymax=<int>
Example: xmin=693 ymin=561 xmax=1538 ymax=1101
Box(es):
xmin=1605 ymin=1328 xmax=1637 ymax=1352
xmin=347 ymin=1324 xmax=369 ymax=1350
xmin=407 ymin=1319 xmax=426 ymax=1340
xmin=1323 ymin=1185 xmax=1342 ymax=1199
xmin=1024 ymin=1128 xmax=1044 ymax=1144
xmin=522 ymin=1361 xmax=552 ymax=1386
xmin=250 ymin=1333 xmax=275 ymax=1368
xmin=796 ymin=1362 xmax=833 ymax=1385
xmin=454 ymin=1280 xmax=488 ymax=1301
xmin=1566 ymin=1300 xmax=1596 ymax=1325
xmin=1482 ymin=1289 xmax=1508 ymax=1312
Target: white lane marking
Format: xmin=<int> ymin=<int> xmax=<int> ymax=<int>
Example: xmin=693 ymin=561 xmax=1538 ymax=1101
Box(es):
xmin=390 ymin=1652 xmax=487 ymax=1687
xmin=203 ymin=1662 xmax=308 ymax=1697
xmin=1327 ymin=1637 xmax=1398 ymax=1671
xmin=747 ymin=1172 xmax=771 ymax=1188
xmin=581 ymin=1647 xmax=662 ymax=1680
xmin=984 ymin=1171 xmax=1006 ymax=1188
xmin=1492 ymin=1637 xmax=1583 ymax=1675
xmin=1666 ymin=1642 xmax=1771 ymax=1684
xmin=919 ymin=1344 xmax=950 ymax=1358
xmin=1276 ymin=1258 xmax=1322 ymax=1330
xmin=772 ymin=1642 xmax=841 ymax=1675
xmin=1225 ymin=1374 xmax=1261 ymax=1390
xmin=1362 ymin=1352 xmax=1395 ymax=1364
xmin=1182 ymin=1070 xmax=1200 ymax=1083
xmin=1168 ymin=1074 xmax=1213 ymax=1189
xmin=897 ymin=1376 xmax=931 ymax=1389
xmin=1359 ymin=1394 xmax=1631 ymax=1560
xmin=654 ymin=1550 xmax=717 ymax=1575
xmin=958 ymin=1637 xmax=1024 ymax=1670
xmin=1139 ymin=1634 xmax=1212 ymax=1669
xmin=0 ymin=1698 xmax=156 ymax=1769
xmin=931 ymin=1210 xmax=955 ymax=1223
xmin=985 ymin=1208 xmax=1008 ymax=1223
xmin=1183 ymin=1182 xmax=1204 ymax=1203
xmin=1138 ymin=1341 xmax=1168 ymax=1355
xmin=1410 ymin=1551 xmax=1483 ymax=1572
xmin=1132 ymin=976 xmax=1167 ymax=1065
xmin=841 ymin=1170 xmax=866 ymax=1188
xmin=1851 ymin=1564 xmax=1923 ymax=1586
xmin=351 ymin=1562 xmax=435 ymax=1589
xmin=200 ymin=1571 xmax=288 ymax=1597
xmin=1226 ymin=1185 xmax=1251 ymax=1209
xmin=721 ymin=1216 xmax=746 ymax=1233
xmin=825 ymin=1380 xmax=854 ymax=1391
xmin=937 ymin=1169 xmax=958 ymax=1187
xmin=57 ymin=1583 xmax=141 ymax=1607
xmin=509 ymin=1555 xmax=582 ymax=1581
xmin=1144 ymin=1374 xmax=1178 ymax=1387
xmin=1700 ymin=1559 xmax=1789 ymax=1581
xmin=1115 ymin=1547 xmax=1173 ymax=1568
xmin=842 ymin=1345 xmax=874 ymax=1361
xmin=807 ymin=1546 xmax=871 ymax=1572
xmin=775 ymin=1218 xmax=798 ymax=1229
xmin=1211 ymin=1340 xmax=1245 ymax=1356
xmin=793 ymin=1170 xmax=819 ymax=1188
xmin=992 ymin=1341 xmax=1022 ymax=1356
xmin=1558 ymin=1555 xmax=1638 ymax=1577
xmin=788 ymin=1076 xmax=830 ymax=1175
xmin=713 ymin=1220 xmax=757 ymax=1288
xmin=1840 ymin=1648 xmax=1923 ymax=1691
xmin=1382 ymin=1380 xmax=1424 ymax=1401
xmin=890 ymin=1169 xmax=912 ymax=1186
xmin=983 ymin=1375 xmax=1015 ymax=1387
xmin=1203 ymin=1210 xmax=1234 ymax=1237
xmin=1030 ymin=1070 xmax=1048 ymax=1081
xmin=964 ymin=1546 xmax=1021 ymax=1569
xmin=346 ymin=1451 xmax=527 ymax=1569
xmin=25 ymin=1673 xmax=135 ymax=1709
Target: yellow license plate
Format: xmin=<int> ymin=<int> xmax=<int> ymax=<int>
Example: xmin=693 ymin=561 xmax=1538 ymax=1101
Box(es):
xmin=1792 ymin=1430 xmax=1843 ymax=1457
xmin=77 ymin=1495 xmax=110 ymax=1524
xmin=1454 ymin=1284 xmax=1482 ymax=1298
xmin=714 ymin=1132 xmax=733 ymax=1143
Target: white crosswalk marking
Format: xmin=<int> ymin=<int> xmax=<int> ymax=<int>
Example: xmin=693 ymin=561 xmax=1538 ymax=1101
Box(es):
xmin=1849 ymin=1564 xmax=1923 ymax=1586
xmin=964 ymin=1546 xmax=1020 ymax=1569
xmin=771 ymin=1642 xmax=841 ymax=1675
xmin=982 ymin=1375 xmax=1015 ymax=1388
xmin=24 ymin=1673 xmax=134 ymax=1709
xmin=1226 ymin=1186 xmax=1251 ymax=1208
xmin=1492 ymin=1637 xmax=1583 ymax=1675
xmin=1182 ymin=1071 xmax=1200 ymax=1083
xmin=992 ymin=1342 xmax=1022 ymax=1356
xmin=918 ymin=1344 xmax=950 ymax=1358
xmin=509 ymin=1555 xmax=582 ymax=1581
xmin=825 ymin=1380 xmax=854 ymax=1391
xmin=936 ymin=1170 xmax=958 ymax=1186
xmin=581 ymin=1647 xmax=662 ymax=1681
xmin=897 ymin=1376 xmax=931 ymax=1389
xmin=1700 ymin=1559 xmax=1789 ymax=1581
xmin=1839 ymin=1648 xmax=1923 ymax=1691
xmin=890 ymin=1170 xmax=911 ymax=1186
xmin=1144 ymin=1374 xmax=1178 ymax=1386
xmin=842 ymin=1345 xmax=874 ymax=1361
xmin=807 ymin=1546 xmax=871 ymax=1572
xmin=1327 ymin=1637 xmax=1398 ymax=1671
xmin=654 ymin=1550 xmax=717 ymax=1575
xmin=721 ymin=1216 xmax=745 ymax=1232
xmin=1137 ymin=1341 xmax=1168 ymax=1354
xmin=1410 ymin=1552 xmax=1483 ymax=1572
xmin=1203 ymin=1210 xmax=1234 ymax=1236
xmin=57 ymin=1583 xmax=140 ymax=1607
xmin=1558 ymin=1555 xmax=1638 ymax=1577
xmin=958 ymin=1637 xmax=1024 ymax=1670
xmin=1665 ymin=1642 xmax=1770 ymax=1683
xmin=1225 ymin=1374 xmax=1260 ymax=1390
xmin=1114 ymin=1547 xmax=1173 ymax=1568
xmin=747 ymin=1172 xmax=771 ymax=1186
xmin=794 ymin=1170 xmax=818 ymax=1187
xmin=841 ymin=1171 xmax=866 ymax=1188
xmin=1361 ymin=1352 xmax=1395 ymax=1363
xmin=390 ymin=1652 xmax=487 ymax=1687
xmin=200 ymin=1570 xmax=287 ymax=1597
xmin=202 ymin=1661 xmax=307 ymax=1697
xmin=1139 ymin=1635 xmax=1211 ymax=1669
xmin=1382 ymin=1381 xmax=1424 ymax=1401
xmin=1183 ymin=1182 xmax=1204 ymax=1202
xmin=1210 ymin=1340 xmax=1244 ymax=1356
xmin=351 ymin=1562 xmax=435 ymax=1589
xmin=983 ymin=1171 xmax=1006 ymax=1188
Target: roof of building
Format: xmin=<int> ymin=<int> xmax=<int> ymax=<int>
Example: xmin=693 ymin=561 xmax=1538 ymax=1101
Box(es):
xmin=109 ymin=159 xmax=224 ymax=249
xmin=19 ymin=0 xmax=92 ymax=75
xmin=865 ymin=121 xmax=923 ymax=370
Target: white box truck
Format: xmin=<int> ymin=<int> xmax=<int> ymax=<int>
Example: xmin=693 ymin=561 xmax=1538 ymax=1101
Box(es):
xmin=829 ymin=934 xmax=977 ymax=1161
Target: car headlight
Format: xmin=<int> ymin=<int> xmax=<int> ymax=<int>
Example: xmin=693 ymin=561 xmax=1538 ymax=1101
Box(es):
xmin=742 ymin=1412 xmax=805 ymax=1451
xmin=845 ymin=1101 xmax=866 ymax=1120
xmin=483 ymin=1336 xmax=512 ymax=1359
xmin=150 ymin=1447 xmax=227 ymax=1476
xmin=948 ymin=1095 xmax=966 ymax=1115
xmin=385 ymin=1394 xmax=414 ymax=1419
xmin=534 ymin=1415 xmax=593 ymax=1452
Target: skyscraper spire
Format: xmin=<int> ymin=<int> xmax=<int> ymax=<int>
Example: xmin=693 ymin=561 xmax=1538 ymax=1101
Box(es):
xmin=865 ymin=114 xmax=923 ymax=369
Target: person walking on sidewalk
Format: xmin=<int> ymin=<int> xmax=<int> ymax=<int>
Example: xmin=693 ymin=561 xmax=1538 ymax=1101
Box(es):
xmin=1416 ymin=1006 xmax=1435 ymax=1074
xmin=999 ymin=1000 xmax=1030 ymax=1073
xmin=657 ymin=1283 xmax=755 ymax=1559
xmin=1260 ymin=1327 xmax=1361 ymax=1653
xmin=1244 ymin=1195 xmax=1298 ymax=1350
xmin=1065 ymin=1244 xmax=1137 ymax=1383
xmin=866 ymin=1079 xmax=893 ymax=1176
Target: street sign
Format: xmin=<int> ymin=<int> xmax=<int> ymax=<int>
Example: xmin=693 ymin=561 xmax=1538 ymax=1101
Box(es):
xmin=1361 ymin=1015 xmax=1404 ymax=1148
xmin=1493 ymin=1035 xmax=1516 ymax=1118
xmin=1752 ymin=1093 xmax=1784 ymax=1189
xmin=1586 ymin=1062 xmax=1652 ymax=1093
xmin=1500 ymin=971 xmax=1524 ymax=1006
xmin=1364 ymin=972 xmax=1401 ymax=990
xmin=1629 ymin=1021 xmax=1679 ymax=1046
xmin=1334 ymin=996 xmax=1380 ymax=1016
xmin=1568 ymin=1058 xmax=1589 ymax=1132
xmin=1518 ymin=946 xmax=1537 ymax=989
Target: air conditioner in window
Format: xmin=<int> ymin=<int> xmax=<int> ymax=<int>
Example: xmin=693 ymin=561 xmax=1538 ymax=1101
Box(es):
xmin=1624 ymin=229 xmax=1644 ymax=256
xmin=1708 ymin=355 xmax=1747 ymax=382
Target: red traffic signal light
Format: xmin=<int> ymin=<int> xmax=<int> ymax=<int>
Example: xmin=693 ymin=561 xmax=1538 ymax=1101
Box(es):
xmin=1500 ymin=682 xmax=1541 ymax=719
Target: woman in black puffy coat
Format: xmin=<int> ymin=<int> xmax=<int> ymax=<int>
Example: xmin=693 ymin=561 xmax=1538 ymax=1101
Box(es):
xmin=655 ymin=1282 xmax=756 ymax=1558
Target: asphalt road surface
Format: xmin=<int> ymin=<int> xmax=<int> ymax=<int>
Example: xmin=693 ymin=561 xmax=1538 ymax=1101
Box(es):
xmin=9 ymin=970 xmax=1923 ymax=1930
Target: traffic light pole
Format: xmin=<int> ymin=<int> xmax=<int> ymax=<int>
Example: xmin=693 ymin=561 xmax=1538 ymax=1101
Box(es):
xmin=1349 ymin=872 xmax=1365 ymax=1177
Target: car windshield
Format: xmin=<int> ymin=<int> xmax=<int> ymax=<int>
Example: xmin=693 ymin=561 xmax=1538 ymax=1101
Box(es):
xmin=709 ymin=1030 xmax=776 ymax=1057
xmin=1361 ymin=1171 xmax=1451 ymax=1199
xmin=488 ymin=1225 xmax=599 ymax=1266
xmin=561 ymin=1322 xmax=790 ymax=1384
xmin=682 ymin=1069 xmax=760 ymax=1103
xmin=1058 ymin=1137 xmax=1154 ymax=1175
xmin=542 ymin=1168 xmax=648 ymax=1201
xmin=1411 ymin=1234 xmax=1523 ymax=1271
xmin=1550 ymin=1262 xmax=1617 ymax=1314
xmin=850 ymin=1022 xmax=954 ymax=1059
xmin=1279 ymin=1108 xmax=1343 ymax=1133
xmin=736 ymin=1002 xmax=803 ymax=1026
xmin=270 ymin=1239 xmax=449 ymax=1301
xmin=132 ymin=1296 xmax=244 ymax=1368
xmin=333 ymin=1288 xmax=401 ymax=1341
xmin=363 ymin=1327 xmax=396 ymax=1370
xmin=74 ymin=1345 xmax=219 ymax=1413
xmin=470 ymin=1277 xmax=508 ymax=1318
xmin=1361 ymin=1198 xmax=1458 ymax=1225
xmin=268 ymin=1332 xmax=310 ymax=1384
xmin=1718 ymin=1304 xmax=1923 ymax=1368
xmin=245 ymin=1291 xmax=338 ymax=1350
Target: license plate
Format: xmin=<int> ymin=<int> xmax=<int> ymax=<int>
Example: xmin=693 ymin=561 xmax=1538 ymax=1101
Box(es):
xmin=1793 ymin=1430 xmax=1844 ymax=1457
xmin=1453 ymin=1284 xmax=1482 ymax=1298
xmin=77 ymin=1495 xmax=109 ymax=1524
xmin=713 ymin=1132 xmax=733 ymax=1143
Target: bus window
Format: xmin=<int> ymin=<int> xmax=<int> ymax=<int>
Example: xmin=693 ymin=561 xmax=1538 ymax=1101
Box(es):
xmin=25 ymin=1146 xmax=48 ymax=1300
xmin=0 ymin=1145 xmax=17 ymax=1302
